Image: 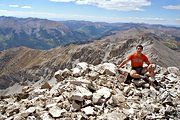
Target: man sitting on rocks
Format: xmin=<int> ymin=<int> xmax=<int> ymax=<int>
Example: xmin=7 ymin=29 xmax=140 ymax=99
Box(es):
xmin=117 ymin=44 xmax=158 ymax=87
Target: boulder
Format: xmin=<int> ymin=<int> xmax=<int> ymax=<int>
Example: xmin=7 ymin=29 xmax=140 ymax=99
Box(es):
xmin=167 ymin=67 xmax=180 ymax=76
xmin=49 ymin=106 xmax=66 ymax=118
xmin=81 ymin=106 xmax=95 ymax=115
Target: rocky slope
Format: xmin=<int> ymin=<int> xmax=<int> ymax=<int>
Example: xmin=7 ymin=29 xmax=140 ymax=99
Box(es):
xmin=0 ymin=29 xmax=180 ymax=90
xmin=0 ymin=62 xmax=179 ymax=119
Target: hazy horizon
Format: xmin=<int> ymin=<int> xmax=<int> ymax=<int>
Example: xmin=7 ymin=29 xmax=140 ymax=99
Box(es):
xmin=0 ymin=0 xmax=179 ymax=26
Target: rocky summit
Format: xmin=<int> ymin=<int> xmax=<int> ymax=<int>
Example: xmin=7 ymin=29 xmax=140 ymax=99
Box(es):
xmin=0 ymin=62 xmax=179 ymax=120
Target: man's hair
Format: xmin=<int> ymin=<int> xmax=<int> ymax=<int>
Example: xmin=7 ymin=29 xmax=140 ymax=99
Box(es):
xmin=136 ymin=44 xmax=143 ymax=50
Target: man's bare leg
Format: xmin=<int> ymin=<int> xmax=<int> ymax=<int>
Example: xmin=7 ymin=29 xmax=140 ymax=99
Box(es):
xmin=130 ymin=70 xmax=144 ymax=79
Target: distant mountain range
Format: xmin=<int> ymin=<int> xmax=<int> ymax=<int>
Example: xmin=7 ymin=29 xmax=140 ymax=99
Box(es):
xmin=0 ymin=16 xmax=180 ymax=90
xmin=0 ymin=16 xmax=179 ymax=51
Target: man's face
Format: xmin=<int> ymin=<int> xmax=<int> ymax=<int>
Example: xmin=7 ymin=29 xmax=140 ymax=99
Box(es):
xmin=136 ymin=47 xmax=143 ymax=53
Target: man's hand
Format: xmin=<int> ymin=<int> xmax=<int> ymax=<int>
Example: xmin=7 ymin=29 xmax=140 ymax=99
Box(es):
xmin=116 ymin=65 xmax=120 ymax=69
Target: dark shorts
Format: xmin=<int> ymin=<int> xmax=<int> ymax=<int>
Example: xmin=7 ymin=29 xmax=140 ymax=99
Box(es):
xmin=132 ymin=67 xmax=144 ymax=75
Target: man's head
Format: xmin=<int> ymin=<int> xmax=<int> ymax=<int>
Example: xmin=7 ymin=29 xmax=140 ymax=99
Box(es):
xmin=136 ymin=44 xmax=143 ymax=53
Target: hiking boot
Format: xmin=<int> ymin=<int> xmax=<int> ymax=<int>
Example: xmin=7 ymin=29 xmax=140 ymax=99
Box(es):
xmin=132 ymin=79 xmax=146 ymax=87
xmin=124 ymin=73 xmax=133 ymax=84
xmin=153 ymin=80 xmax=159 ymax=86
xmin=139 ymin=75 xmax=149 ymax=83
xmin=150 ymin=80 xmax=161 ymax=91
xmin=124 ymin=79 xmax=132 ymax=84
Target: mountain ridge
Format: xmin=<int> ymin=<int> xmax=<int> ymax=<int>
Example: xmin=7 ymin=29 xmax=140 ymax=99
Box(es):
xmin=0 ymin=16 xmax=179 ymax=51
xmin=0 ymin=29 xmax=180 ymax=90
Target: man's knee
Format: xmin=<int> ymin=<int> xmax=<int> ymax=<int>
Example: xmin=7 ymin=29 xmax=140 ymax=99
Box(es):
xmin=130 ymin=70 xmax=137 ymax=76
xmin=147 ymin=64 xmax=155 ymax=77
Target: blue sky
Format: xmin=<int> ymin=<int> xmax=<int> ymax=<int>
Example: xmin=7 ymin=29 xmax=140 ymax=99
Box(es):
xmin=0 ymin=0 xmax=179 ymax=26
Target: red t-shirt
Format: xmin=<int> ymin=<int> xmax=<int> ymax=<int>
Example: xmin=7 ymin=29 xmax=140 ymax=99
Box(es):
xmin=127 ymin=52 xmax=149 ymax=67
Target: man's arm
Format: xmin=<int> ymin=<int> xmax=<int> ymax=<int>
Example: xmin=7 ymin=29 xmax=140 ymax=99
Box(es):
xmin=144 ymin=59 xmax=155 ymax=78
xmin=117 ymin=58 xmax=129 ymax=69
xmin=145 ymin=60 xmax=150 ymax=66
xmin=144 ymin=55 xmax=150 ymax=66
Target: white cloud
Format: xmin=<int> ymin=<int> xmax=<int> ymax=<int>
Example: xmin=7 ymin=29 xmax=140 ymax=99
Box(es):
xmin=21 ymin=6 xmax=32 ymax=9
xmin=163 ymin=5 xmax=180 ymax=10
xmin=8 ymin=4 xmax=32 ymax=9
xmin=9 ymin=4 xmax=19 ymax=8
xmin=49 ymin=0 xmax=75 ymax=2
xmin=176 ymin=19 xmax=180 ymax=24
xmin=48 ymin=0 xmax=151 ymax=11
xmin=0 ymin=9 xmax=77 ymax=19
xmin=0 ymin=9 xmax=8 ymax=12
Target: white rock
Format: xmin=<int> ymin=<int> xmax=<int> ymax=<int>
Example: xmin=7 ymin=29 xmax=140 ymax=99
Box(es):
xmin=104 ymin=108 xmax=109 ymax=113
xmin=13 ymin=115 xmax=25 ymax=120
xmin=70 ymin=86 xmax=92 ymax=101
xmin=33 ymin=88 xmax=47 ymax=95
xmin=81 ymin=106 xmax=95 ymax=115
xmin=167 ymin=67 xmax=180 ymax=76
xmin=0 ymin=114 xmax=7 ymax=119
xmin=88 ymin=71 xmax=99 ymax=80
xmin=26 ymin=107 xmax=36 ymax=113
xmin=159 ymin=91 xmax=169 ymax=102
xmin=40 ymin=112 xmax=54 ymax=120
xmin=76 ymin=86 xmax=92 ymax=99
xmin=105 ymin=111 xmax=127 ymax=120
xmin=128 ymin=107 xmax=135 ymax=114
xmin=4 ymin=116 xmax=14 ymax=120
xmin=49 ymin=106 xmax=66 ymax=118
xmin=96 ymin=87 xmax=112 ymax=99
xmin=27 ymin=116 xmax=36 ymax=120
xmin=46 ymin=103 xmax=57 ymax=109
xmin=62 ymin=68 xmax=71 ymax=78
xmin=49 ymin=83 xmax=61 ymax=96
xmin=70 ymin=92 xmax=84 ymax=101
xmin=52 ymin=96 xmax=64 ymax=103
xmin=123 ymin=86 xmax=131 ymax=95
xmin=68 ymin=77 xmax=91 ymax=85
xmin=92 ymin=93 xmax=102 ymax=104
xmin=96 ymin=63 xmax=116 ymax=76
xmin=54 ymin=70 xmax=63 ymax=82
xmin=72 ymin=67 xmax=81 ymax=77
xmin=84 ymin=100 xmax=92 ymax=106
xmin=20 ymin=107 xmax=35 ymax=118
xmin=22 ymin=86 xmax=33 ymax=93
xmin=112 ymin=93 xmax=126 ymax=104
xmin=77 ymin=62 xmax=89 ymax=73
xmin=166 ymin=73 xmax=179 ymax=83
